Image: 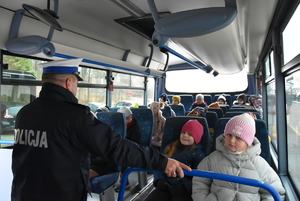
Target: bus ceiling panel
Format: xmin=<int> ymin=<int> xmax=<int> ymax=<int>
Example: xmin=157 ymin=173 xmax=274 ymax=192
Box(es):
xmin=52 ymin=44 xmax=165 ymax=77
xmin=170 ymin=17 xmax=244 ymax=75
xmin=236 ymin=0 xmax=279 ymax=75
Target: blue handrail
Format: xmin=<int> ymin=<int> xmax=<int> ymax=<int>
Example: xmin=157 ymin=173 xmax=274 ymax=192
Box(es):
xmin=0 ymin=140 xmax=14 ymax=145
xmin=117 ymin=167 xmax=281 ymax=201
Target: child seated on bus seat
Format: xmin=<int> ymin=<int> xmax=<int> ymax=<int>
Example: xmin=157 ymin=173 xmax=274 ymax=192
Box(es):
xmin=189 ymin=94 xmax=207 ymax=111
xmin=172 ymin=95 xmax=183 ymax=106
xmin=192 ymin=113 xmax=285 ymax=201
xmin=217 ymin=94 xmax=227 ymax=105
xmin=145 ymin=120 xmax=206 ymax=201
xmin=149 ymin=101 xmax=166 ymax=149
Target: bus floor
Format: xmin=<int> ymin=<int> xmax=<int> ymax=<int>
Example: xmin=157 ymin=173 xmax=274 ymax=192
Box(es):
xmin=87 ymin=172 xmax=155 ymax=201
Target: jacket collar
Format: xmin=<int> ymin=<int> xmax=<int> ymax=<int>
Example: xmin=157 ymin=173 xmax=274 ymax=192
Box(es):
xmin=39 ymin=82 xmax=78 ymax=103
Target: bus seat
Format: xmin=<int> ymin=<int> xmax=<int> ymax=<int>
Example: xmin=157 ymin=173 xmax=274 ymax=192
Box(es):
xmin=168 ymin=95 xmax=174 ymax=103
xmin=220 ymin=105 xmax=228 ymax=114
xmin=179 ymin=95 xmax=194 ymax=113
xmin=224 ymin=111 xmax=261 ymax=119
xmin=204 ymin=95 xmax=212 ymax=105
xmin=208 ymin=107 xmax=224 ymax=118
xmin=213 ymin=117 xmax=231 ymax=151
xmin=161 ymin=105 xmax=172 ymax=118
xmin=214 ymin=117 xmax=271 ymax=164
xmin=229 ymin=108 xmax=258 ymax=112
xmin=109 ymin=107 xmax=119 ymax=112
xmin=205 ymin=111 xmax=218 ymax=137
xmin=130 ymin=108 xmax=153 ymax=147
xmin=92 ymin=112 xmax=126 ymax=200
xmin=130 ymin=108 xmax=154 ymax=190
xmin=255 ymin=119 xmax=271 ymax=164
xmin=138 ymin=105 xmax=147 ymax=108
xmin=169 ymin=104 xmax=185 ymax=116
xmin=161 ymin=116 xmax=212 ymax=156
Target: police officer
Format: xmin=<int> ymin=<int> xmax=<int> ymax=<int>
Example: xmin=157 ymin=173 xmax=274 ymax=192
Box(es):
xmin=11 ymin=58 xmax=191 ymax=201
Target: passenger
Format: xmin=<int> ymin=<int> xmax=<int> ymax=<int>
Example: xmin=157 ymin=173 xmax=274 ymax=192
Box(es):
xmin=115 ymin=106 xmax=141 ymax=190
xmin=189 ymin=94 xmax=207 ymax=111
xmin=159 ymin=93 xmax=176 ymax=117
xmin=171 ymin=95 xmax=183 ymax=106
xmin=11 ymin=59 xmax=191 ymax=201
xmin=233 ymin=93 xmax=247 ymax=105
xmin=159 ymin=93 xmax=170 ymax=105
xmin=217 ymin=94 xmax=227 ymax=105
xmin=117 ymin=106 xmax=141 ymax=144
xmin=192 ymin=113 xmax=285 ymax=200
xmin=248 ymin=94 xmax=263 ymax=118
xmin=94 ymin=106 xmax=109 ymax=115
xmin=149 ymin=101 xmax=166 ymax=149
xmin=145 ymin=120 xmax=206 ymax=201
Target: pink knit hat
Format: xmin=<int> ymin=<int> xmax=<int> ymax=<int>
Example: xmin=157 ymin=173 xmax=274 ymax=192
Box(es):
xmin=181 ymin=120 xmax=204 ymax=144
xmin=224 ymin=113 xmax=256 ymax=146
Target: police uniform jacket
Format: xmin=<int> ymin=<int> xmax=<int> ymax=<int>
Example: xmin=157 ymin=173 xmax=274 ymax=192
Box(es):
xmin=12 ymin=82 xmax=168 ymax=201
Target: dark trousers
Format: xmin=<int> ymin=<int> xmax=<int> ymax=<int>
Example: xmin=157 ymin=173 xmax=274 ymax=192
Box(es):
xmin=145 ymin=188 xmax=192 ymax=201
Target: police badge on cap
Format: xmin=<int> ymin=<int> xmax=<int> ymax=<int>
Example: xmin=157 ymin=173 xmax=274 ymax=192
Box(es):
xmin=38 ymin=58 xmax=83 ymax=81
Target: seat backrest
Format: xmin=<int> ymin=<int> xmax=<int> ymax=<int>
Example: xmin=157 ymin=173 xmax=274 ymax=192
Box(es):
xmin=96 ymin=112 xmax=126 ymax=138
xmin=179 ymin=95 xmax=194 ymax=112
xmin=161 ymin=105 xmax=172 ymax=118
xmin=161 ymin=116 xmax=211 ymax=156
xmin=203 ymin=95 xmax=212 ymax=105
xmin=208 ymin=107 xmax=224 ymax=118
xmin=228 ymin=108 xmax=258 ymax=113
xmin=224 ymin=111 xmax=261 ymax=119
xmin=95 ymin=112 xmax=126 ymax=173
xmin=130 ymin=108 xmax=154 ymax=147
xmin=219 ymin=105 xmax=228 ymax=114
xmin=169 ymin=104 xmax=185 ymax=116
xmin=255 ymin=119 xmax=271 ymax=164
xmin=109 ymin=107 xmax=119 ymax=112
xmin=138 ymin=105 xmax=147 ymax=108
xmin=168 ymin=95 xmax=174 ymax=103
xmin=205 ymin=111 xmax=218 ymax=133
xmin=213 ymin=117 xmax=271 ymax=164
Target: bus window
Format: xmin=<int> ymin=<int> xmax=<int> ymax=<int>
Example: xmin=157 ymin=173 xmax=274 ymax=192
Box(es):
xmin=111 ymin=72 xmax=145 ymax=106
xmin=285 ymin=70 xmax=300 ymax=193
xmin=165 ymin=69 xmax=248 ymax=93
xmin=3 ymin=55 xmax=43 ymax=80
xmin=266 ymin=82 xmax=277 ymax=150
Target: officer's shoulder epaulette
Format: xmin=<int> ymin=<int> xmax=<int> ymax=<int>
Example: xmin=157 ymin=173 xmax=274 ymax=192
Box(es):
xmin=65 ymin=101 xmax=90 ymax=111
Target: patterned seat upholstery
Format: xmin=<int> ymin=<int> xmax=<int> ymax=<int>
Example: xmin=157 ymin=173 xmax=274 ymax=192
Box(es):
xmin=204 ymin=95 xmax=212 ymax=105
xmin=169 ymin=104 xmax=185 ymax=116
xmin=161 ymin=105 xmax=172 ymax=118
xmin=179 ymin=95 xmax=194 ymax=113
xmin=224 ymin=111 xmax=261 ymax=119
xmin=228 ymin=108 xmax=258 ymax=113
xmin=130 ymin=108 xmax=154 ymax=190
xmin=130 ymin=108 xmax=154 ymax=147
xmin=205 ymin=111 xmax=218 ymax=137
xmin=208 ymin=108 xmax=224 ymax=118
xmin=161 ymin=116 xmax=212 ymax=156
xmin=214 ymin=117 xmax=271 ymax=164
xmin=89 ymin=112 xmax=126 ymax=199
xmin=220 ymin=105 xmax=228 ymax=115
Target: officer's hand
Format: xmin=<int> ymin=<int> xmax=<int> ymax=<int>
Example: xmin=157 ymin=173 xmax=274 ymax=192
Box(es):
xmin=164 ymin=158 xmax=191 ymax=178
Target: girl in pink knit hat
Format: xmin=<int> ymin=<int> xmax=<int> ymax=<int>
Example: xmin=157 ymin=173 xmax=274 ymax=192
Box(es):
xmin=146 ymin=120 xmax=206 ymax=201
xmin=192 ymin=113 xmax=285 ymax=200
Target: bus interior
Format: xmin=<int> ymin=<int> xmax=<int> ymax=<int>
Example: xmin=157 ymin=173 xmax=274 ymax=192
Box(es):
xmin=0 ymin=0 xmax=300 ymax=200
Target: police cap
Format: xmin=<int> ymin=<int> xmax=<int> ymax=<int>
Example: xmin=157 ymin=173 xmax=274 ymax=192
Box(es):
xmin=39 ymin=58 xmax=83 ymax=81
